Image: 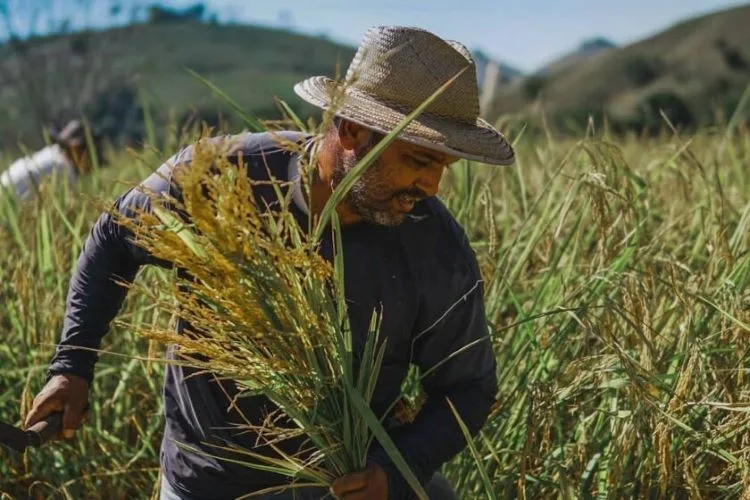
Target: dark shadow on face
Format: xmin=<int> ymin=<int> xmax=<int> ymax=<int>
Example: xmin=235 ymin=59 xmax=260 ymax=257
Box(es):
xmin=331 ymin=135 xmax=429 ymax=227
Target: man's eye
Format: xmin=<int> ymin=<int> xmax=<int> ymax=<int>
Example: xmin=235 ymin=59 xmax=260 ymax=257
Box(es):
xmin=406 ymin=157 xmax=429 ymax=168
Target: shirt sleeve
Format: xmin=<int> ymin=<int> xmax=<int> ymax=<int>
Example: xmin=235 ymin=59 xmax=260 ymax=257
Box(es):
xmin=47 ymin=162 xmax=176 ymax=383
xmin=368 ymin=232 xmax=498 ymax=500
xmin=46 ymin=134 xmax=248 ymax=383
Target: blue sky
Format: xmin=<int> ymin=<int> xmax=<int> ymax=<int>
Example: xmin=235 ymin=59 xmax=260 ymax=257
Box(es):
xmin=181 ymin=0 xmax=745 ymax=72
xmin=4 ymin=0 xmax=746 ymax=72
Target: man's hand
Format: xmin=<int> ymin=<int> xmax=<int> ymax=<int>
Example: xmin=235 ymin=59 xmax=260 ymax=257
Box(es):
xmin=24 ymin=374 xmax=89 ymax=439
xmin=331 ymin=462 xmax=388 ymax=500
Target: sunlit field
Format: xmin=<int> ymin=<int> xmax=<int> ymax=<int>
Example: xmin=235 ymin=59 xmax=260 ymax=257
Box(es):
xmin=1 ymin=115 xmax=748 ymax=498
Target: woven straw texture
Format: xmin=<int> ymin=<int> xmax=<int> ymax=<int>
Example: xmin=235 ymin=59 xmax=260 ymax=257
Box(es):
xmin=294 ymin=25 xmax=515 ymax=166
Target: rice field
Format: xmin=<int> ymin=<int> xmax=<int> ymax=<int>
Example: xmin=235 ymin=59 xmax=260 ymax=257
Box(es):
xmin=0 ymin=114 xmax=748 ymax=499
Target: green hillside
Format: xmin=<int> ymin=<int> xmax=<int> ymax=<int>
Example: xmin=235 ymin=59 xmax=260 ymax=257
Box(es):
xmin=0 ymin=21 xmax=355 ymax=149
xmin=489 ymin=4 xmax=750 ymax=131
xmin=2 ymin=5 xmax=748 ymax=150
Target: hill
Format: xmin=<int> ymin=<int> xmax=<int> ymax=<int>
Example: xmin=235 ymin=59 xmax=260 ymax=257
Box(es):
xmin=0 ymin=21 xmax=355 ymax=149
xmin=489 ymin=4 xmax=750 ymax=132
xmin=473 ymin=49 xmax=524 ymax=87
xmin=537 ymin=37 xmax=617 ymax=75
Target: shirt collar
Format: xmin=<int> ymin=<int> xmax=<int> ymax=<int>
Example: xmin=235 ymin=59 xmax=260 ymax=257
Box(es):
xmin=287 ymin=139 xmax=315 ymax=216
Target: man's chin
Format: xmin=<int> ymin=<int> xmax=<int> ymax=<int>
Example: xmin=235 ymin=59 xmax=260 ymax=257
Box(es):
xmin=363 ymin=210 xmax=407 ymax=227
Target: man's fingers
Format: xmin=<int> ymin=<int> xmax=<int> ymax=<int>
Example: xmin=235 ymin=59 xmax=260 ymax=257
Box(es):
xmin=24 ymin=374 xmax=90 ymax=438
xmin=62 ymin=402 xmax=86 ymax=439
xmin=330 ymin=471 xmax=367 ymax=496
xmin=24 ymin=397 xmax=63 ymax=429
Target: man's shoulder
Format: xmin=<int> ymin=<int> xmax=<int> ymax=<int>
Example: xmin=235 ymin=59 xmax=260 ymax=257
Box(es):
xmin=393 ymin=198 xmax=482 ymax=303
xmin=212 ymin=131 xmax=309 ymax=158
xmin=171 ymin=130 xmax=309 ymax=166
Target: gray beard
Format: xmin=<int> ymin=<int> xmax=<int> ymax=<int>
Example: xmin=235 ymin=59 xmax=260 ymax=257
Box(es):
xmin=333 ymin=149 xmax=407 ymax=227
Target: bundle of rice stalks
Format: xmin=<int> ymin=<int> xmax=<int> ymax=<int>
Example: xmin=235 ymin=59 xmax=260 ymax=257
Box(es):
xmin=114 ymin=71 xmax=463 ymax=498
xmin=115 ymin=138 xmax=423 ymax=495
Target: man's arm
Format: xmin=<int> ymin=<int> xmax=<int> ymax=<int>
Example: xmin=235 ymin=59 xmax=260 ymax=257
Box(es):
xmin=24 ymin=134 xmax=244 ymax=437
xmin=24 ymin=162 xmax=176 ymax=436
xmin=369 ymin=247 xmax=498 ymax=499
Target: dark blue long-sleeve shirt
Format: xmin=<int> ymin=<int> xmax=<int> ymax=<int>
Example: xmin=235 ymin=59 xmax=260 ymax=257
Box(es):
xmin=47 ymin=131 xmax=497 ymax=500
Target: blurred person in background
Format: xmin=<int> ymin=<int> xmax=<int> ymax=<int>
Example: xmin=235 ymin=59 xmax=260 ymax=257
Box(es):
xmin=0 ymin=119 xmax=105 ymax=200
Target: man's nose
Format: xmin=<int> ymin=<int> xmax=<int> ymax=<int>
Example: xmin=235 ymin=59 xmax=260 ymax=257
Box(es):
xmin=415 ymin=167 xmax=444 ymax=197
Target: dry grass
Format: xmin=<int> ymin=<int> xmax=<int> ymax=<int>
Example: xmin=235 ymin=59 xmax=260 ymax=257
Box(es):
xmin=0 ymin=115 xmax=748 ymax=498
xmin=114 ymin=136 xmax=400 ymax=493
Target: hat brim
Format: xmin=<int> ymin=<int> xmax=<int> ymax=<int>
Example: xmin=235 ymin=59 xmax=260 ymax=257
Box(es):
xmin=294 ymin=76 xmax=515 ymax=166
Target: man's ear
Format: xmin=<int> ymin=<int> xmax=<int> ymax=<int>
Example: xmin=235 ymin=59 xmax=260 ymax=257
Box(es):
xmin=338 ymin=120 xmax=372 ymax=151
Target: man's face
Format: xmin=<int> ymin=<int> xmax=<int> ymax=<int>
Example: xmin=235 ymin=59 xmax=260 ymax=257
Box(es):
xmin=332 ymin=132 xmax=456 ymax=226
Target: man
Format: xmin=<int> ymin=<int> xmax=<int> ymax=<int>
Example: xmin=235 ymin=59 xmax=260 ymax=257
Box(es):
xmin=0 ymin=120 xmax=104 ymax=200
xmin=24 ymin=26 xmax=514 ymax=499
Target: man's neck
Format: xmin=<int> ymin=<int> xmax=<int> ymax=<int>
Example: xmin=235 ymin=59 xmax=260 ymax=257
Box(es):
xmin=309 ymin=138 xmax=361 ymax=227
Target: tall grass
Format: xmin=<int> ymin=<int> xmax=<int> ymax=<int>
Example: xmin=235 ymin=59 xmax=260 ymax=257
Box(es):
xmin=109 ymin=71 xmax=465 ymax=498
xmin=441 ymin=126 xmax=750 ymax=499
xmin=115 ymin=137 xmax=426 ymax=497
xmin=1 ymin=115 xmax=748 ymax=499
xmin=0 ymin=146 xmax=169 ymax=499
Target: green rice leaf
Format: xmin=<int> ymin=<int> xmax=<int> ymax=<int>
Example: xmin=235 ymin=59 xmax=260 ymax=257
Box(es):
xmin=186 ymin=68 xmax=265 ymax=132
xmin=152 ymin=205 xmax=207 ymax=261
xmin=345 ymin=385 xmax=428 ymax=500
xmin=446 ymin=398 xmax=497 ymax=500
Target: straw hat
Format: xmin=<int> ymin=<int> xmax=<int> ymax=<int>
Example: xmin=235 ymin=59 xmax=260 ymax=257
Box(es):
xmin=294 ymin=25 xmax=515 ymax=165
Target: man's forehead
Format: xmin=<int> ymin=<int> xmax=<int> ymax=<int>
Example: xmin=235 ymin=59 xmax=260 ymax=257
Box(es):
xmin=394 ymin=139 xmax=456 ymax=164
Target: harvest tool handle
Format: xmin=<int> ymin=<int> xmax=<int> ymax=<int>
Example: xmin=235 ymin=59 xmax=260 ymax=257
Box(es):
xmin=0 ymin=412 xmax=63 ymax=452
xmin=27 ymin=411 xmax=64 ymax=447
